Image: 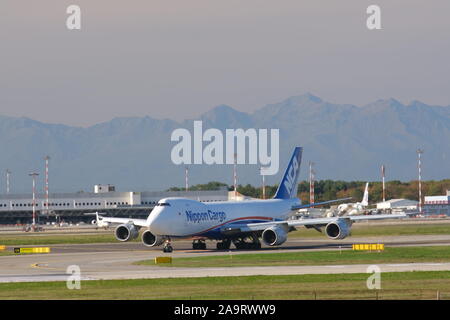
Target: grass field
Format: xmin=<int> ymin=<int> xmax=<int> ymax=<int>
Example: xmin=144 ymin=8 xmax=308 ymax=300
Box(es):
xmin=0 ymin=233 xmax=121 ymax=246
xmin=0 ymin=222 xmax=449 ymax=246
xmin=0 ymin=271 xmax=449 ymax=300
xmin=136 ymin=246 xmax=450 ymax=268
xmin=0 ymin=251 xmax=14 ymax=256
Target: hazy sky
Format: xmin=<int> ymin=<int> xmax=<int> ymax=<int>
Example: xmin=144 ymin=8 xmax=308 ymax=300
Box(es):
xmin=1 ymin=1 xmax=449 ymax=126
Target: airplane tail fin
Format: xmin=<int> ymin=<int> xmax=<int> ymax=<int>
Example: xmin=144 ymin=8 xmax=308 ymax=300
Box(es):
xmin=273 ymin=147 xmax=303 ymax=199
xmin=94 ymin=212 xmax=105 ymax=224
xmin=361 ymin=182 xmax=369 ymax=206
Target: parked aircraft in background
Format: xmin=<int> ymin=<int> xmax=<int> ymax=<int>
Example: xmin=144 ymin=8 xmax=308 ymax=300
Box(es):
xmin=327 ymin=183 xmax=370 ymax=217
xmin=86 ymin=212 xmax=111 ymax=230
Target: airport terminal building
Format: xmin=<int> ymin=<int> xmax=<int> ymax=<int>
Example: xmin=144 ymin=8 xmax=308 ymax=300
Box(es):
xmin=424 ymin=190 xmax=450 ymax=216
xmin=376 ymin=199 xmax=418 ymax=214
xmin=0 ymin=185 xmax=229 ymax=224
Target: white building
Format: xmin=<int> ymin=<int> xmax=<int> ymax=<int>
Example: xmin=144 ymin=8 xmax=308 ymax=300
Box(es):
xmin=424 ymin=190 xmax=450 ymax=216
xmin=227 ymin=191 xmax=255 ymax=201
xmin=376 ymin=199 xmax=418 ymax=212
xmin=94 ymin=184 xmax=116 ymax=193
xmin=0 ymin=187 xmax=229 ymax=223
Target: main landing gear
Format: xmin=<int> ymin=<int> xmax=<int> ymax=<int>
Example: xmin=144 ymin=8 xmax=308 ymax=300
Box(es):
xmin=192 ymin=239 xmax=207 ymax=250
xmin=216 ymin=235 xmax=262 ymax=250
xmin=163 ymin=239 xmax=173 ymax=253
xmin=216 ymin=239 xmax=231 ymax=250
xmin=232 ymin=234 xmax=261 ymax=250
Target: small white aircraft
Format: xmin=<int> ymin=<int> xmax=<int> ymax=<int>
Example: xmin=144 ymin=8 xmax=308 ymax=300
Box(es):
xmin=327 ymin=183 xmax=370 ymax=217
xmin=102 ymin=147 xmax=406 ymax=252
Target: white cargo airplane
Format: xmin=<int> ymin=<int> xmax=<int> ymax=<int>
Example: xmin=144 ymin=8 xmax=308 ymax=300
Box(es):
xmin=102 ymin=147 xmax=405 ymax=252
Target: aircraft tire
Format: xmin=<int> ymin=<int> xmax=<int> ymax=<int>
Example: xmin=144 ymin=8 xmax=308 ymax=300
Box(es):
xmin=193 ymin=241 xmax=206 ymax=250
xmin=217 ymin=240 xmax=231 ymax=250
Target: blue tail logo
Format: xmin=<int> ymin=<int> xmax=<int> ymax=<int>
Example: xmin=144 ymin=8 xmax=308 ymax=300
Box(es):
xmin=273 ymin=147 xmax=303 ymax=199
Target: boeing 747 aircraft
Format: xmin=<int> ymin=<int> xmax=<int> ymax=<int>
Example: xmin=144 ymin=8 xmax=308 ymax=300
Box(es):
xmin=102 ymin=147 xmax=405 ymax=252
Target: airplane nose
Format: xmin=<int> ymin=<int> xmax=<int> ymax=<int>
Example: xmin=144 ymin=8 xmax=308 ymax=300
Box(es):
xmin=147 ymin=210 xmax=166 ymax=235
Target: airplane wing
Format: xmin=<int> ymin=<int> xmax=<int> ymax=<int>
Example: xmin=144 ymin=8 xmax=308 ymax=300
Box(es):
xmin=221 ymin=214 xmax=407 ymax=233
xmin=84 ymin=212 xmax=149 ymax=227
xmin=291 ymin=197 xmax=353 ymax=210
xmin=101 ymin=217 xmax=148 ymax=227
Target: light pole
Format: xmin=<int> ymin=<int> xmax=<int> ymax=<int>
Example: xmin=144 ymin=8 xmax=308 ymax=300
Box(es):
xmin=44 ymin=156 xmax=50 ymax=215
xmin=233 ymin=153 xmax=237 ymax=199
xmin=381 ymin=165 xmax=386 ymax=202
xmin=185 ymin=166 xmax=189 ymax=192
xmin=29 ymin=172 xmax=39 ymax=231
xmin=309 ymin=162 xmax=315 ymax=207
xmin=6 ymin=169 xmax=11 ymax=194
xmin=260 ymin=167 xmax=266 ymax=200
xmin=417 ymin=149 xmax=424 ymax=213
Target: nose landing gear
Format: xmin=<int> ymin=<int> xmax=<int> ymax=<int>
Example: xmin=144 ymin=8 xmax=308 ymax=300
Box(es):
xmin=163 ymin=239 xmax=173 ymax=253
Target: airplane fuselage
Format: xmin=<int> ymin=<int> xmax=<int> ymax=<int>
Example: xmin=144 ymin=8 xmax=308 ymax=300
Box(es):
xmin=147 ymin=197 xmax=300 ymax=239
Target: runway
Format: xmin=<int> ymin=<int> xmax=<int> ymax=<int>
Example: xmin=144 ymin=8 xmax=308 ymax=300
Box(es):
xmin=2 ymin=235 xmax=450 ymax=283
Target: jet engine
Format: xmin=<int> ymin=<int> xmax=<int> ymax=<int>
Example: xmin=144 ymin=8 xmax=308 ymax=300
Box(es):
xmin=141 ymin=230 xmax=167 ymax=247
xmin=115 ymin=223 xmax=140 ymax=242
xmin=325 ymin=219 xmax=351 ymax=240
xmin=262 ymin=226 xmax=288 ymax=246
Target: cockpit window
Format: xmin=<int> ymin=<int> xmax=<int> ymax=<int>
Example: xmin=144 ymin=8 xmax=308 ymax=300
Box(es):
xmin=156 ymin=203 xmax=171 ymax=207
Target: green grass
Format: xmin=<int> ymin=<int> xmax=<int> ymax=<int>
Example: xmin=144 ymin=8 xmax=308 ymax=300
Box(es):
xmin=289 ymin=223 xmax=450 ymax=238
xmin=0 ymin=271 xmax=450 ymax=299
xmin=136 ymin=246 xmax=450 ymax=268
xmin=0 ymin=233 xmax=123 ymax=246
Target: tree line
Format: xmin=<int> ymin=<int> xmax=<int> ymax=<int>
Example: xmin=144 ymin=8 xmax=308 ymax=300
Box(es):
xmin=168 ymin=179 xmax=450 ymax=204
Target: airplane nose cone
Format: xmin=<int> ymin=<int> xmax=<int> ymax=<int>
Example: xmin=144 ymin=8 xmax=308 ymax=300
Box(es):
xmin=147 ymin=210 xmax=166 ymax=235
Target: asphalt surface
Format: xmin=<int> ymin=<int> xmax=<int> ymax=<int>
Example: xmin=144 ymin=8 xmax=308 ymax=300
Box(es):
xmin=2 ymin=235 xmax=450 ymax=283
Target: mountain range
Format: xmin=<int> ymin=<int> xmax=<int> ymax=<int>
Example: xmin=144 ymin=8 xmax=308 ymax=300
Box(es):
xmin=1 ymin=93 xmax=449 ymax=193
